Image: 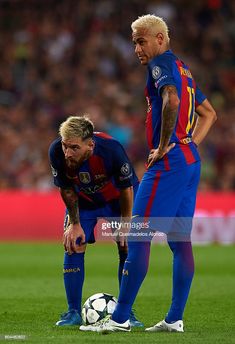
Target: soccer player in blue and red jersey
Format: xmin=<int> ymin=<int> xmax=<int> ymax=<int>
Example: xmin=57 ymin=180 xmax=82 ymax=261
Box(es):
xmin=49 ymin=115 xmax=142 ymax=327
xmin=80 ymin=15 xmax=217 ymax=333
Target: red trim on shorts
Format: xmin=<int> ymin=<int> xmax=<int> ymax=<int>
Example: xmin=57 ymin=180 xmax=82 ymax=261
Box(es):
xmin=179 ymin=144 xmax=196 ymax=165
xmin=144 ymin=171 xmax=161 ymax=218
xmin=163 ymin=155 xmax=170 ymax=171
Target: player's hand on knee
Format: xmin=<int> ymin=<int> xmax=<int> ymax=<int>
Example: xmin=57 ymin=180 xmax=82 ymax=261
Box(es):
xmin=63 ymin=223 xmax=86 ymax=254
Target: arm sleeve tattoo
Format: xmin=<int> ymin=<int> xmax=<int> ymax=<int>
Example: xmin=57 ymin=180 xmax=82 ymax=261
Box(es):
xmin=60 ymin=188 xmax=79 ymax=224
xmin=159 ymin=85 xmax=179 ymax=150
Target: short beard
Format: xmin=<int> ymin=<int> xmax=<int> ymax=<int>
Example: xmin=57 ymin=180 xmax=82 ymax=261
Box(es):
xmin=65 ymin=159 xmax=80 ymax=169
xmin=65 ymin=151 xmax=92 ymax=170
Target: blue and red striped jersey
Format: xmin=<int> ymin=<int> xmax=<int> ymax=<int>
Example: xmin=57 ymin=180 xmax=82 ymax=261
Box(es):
xmin=49 ymin=132 xmax=139 ymax=209
xmin=145 ymin=50 xmax=206 ymax=170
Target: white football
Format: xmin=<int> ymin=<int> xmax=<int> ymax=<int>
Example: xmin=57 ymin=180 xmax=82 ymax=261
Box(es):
xmin=82 ymin=293 xmax=117 ymax=325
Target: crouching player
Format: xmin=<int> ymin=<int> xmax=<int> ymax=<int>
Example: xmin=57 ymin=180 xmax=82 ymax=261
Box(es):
xmin=48 ymin=115 xmax=142 ymax=327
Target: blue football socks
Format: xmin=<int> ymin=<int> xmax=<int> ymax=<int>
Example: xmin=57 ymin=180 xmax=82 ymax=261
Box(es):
xmin=118 ymin=248 xmax=128 ymax=288
xmin=112 ymin=241 xmax=151 ymax=323
xmin=63 ymin=252 xmax=85 ymax=313
xmin=165 ymin=241 xmax=194 ymax=322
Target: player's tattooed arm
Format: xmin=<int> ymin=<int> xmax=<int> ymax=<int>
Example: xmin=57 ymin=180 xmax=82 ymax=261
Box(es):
xmin=159 ymin=85 xmax=179 ymax=151
xmin=60 ymin=188 xmax=85 ymax=253
xmin=147 ymin=85 xmax=179 ymax=167
xmin=60 ymin=187 xmax=79 ymax=224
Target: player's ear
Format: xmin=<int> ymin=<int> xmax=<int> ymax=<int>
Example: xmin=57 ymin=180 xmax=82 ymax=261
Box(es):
xmin=87 ymin=138 xmax=95 ymax=149
xmin=156 ymin=32 xmax=164 ymax=45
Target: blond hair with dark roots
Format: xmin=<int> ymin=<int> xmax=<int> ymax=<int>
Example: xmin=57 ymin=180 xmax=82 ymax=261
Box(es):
xmin=131 ymin=14 xmax=170 ymax=43
xmin=59 ymin=115 xmax=94 ymax=140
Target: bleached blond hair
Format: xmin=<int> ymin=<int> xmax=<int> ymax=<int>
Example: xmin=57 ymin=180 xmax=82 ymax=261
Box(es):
xmin=131 ymin=14 xmax=170 ymax=43
xmin=59 ymin=115 xmax=94 ymax=140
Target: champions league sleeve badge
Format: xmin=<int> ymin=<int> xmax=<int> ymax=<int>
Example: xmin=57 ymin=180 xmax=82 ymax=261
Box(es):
xmin=152 ymin=66 xmax=162 ymax=79
xmin=121 ymin=163 xmax=130 ymax=176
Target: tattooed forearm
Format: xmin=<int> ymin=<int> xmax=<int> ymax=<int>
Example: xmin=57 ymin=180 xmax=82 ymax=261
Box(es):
xmin=159 ymin=85 xmax=179 ymax=151
xmin=60 ymin=188 xmax=79 ymax=224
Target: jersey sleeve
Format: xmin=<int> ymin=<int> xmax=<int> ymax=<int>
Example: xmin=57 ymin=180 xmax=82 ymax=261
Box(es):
xmin=110 ymin=142 xmax=135 ymax=189
xmin=149 ymin=55 xmax=177 ymax=96
xmin=48 ymin=141 xmax=73 ymax=189
xmin=195 ymin=85 xmax=207 ymax=108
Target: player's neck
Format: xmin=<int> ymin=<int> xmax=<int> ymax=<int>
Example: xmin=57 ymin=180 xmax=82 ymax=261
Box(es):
xmin=157 ymin=44 xmax=170 ymax=56
xmin=84 ymin=147 xmax=94 ymax=162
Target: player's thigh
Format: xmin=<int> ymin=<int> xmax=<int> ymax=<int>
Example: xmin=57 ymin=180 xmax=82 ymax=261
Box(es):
xmin=80 ymin=209 xmax=99 ymax=244
xmin=168 ymin=161 xmax=201 ymax=241
xmin=100 ymin=200 xmax=121 ymax=241
xmin=175 ymin=161 xmax=201 ymax=218
xmin=133 ymin=167 xmax=193 ymax=217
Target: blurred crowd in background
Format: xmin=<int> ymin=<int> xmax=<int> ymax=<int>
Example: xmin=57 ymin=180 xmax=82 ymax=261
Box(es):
xmin=0 ymin=0 xmax=234 ymax=191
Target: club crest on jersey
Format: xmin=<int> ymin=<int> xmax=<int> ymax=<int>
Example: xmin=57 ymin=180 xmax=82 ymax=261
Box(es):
xmin=79 ymin=172 xmax=91 ymax=184
xmin=121 ymin=163 xmax=130 ymax=176
xmin=152 ymin=66 xmax=162 ymax=79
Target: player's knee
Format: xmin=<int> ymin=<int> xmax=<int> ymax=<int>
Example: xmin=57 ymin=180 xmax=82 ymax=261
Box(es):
xmin=64 ymin=244 xmax=87 ymax=254
xmin=76 ymin=244 xmax=87 ymax=253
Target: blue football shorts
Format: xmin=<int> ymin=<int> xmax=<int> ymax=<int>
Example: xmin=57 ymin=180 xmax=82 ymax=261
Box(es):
xmin=63 ymin=199 xmax=121 ymax=244
xmin=132 ymin=161 xmax=201 ymax=241
xmin=63 ymin=184 xmax=139 ymax=244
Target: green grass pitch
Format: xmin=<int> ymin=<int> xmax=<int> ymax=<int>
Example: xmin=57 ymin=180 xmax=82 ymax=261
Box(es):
xmin=0 ymin=242 xmax=234 ymax=343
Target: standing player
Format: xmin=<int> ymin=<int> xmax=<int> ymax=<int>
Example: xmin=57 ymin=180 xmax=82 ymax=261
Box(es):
xmin=49 ymin=115 xmax=142 ymax=327
xmin=80 ymin=14 xmax=217 ymax=333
